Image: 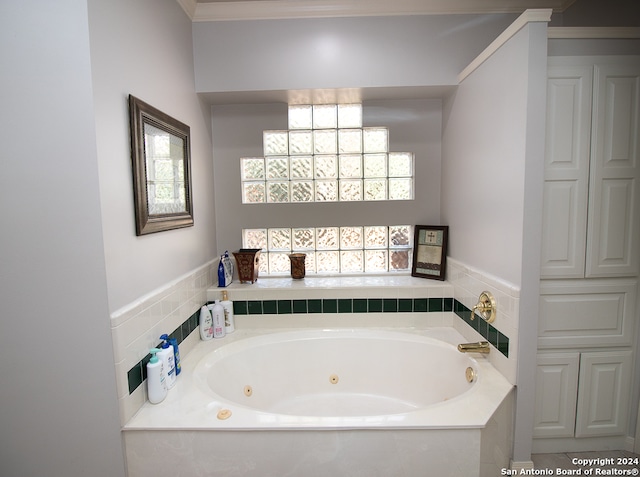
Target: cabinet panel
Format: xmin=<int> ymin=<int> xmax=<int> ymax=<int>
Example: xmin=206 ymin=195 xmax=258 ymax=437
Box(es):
xmin=534 ymin=353 xmax=580 ymax=438
xmin=575 ymin=350 xmax=633 ymax=437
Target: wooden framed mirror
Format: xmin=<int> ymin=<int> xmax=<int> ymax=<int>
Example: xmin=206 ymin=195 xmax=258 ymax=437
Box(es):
xmin=129 ymin=95 xmax=194 ymax=235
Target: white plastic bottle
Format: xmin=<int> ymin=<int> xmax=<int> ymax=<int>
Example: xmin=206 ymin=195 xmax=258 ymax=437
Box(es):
xmin=158 ymin=338 xmax=176 ymax=389
xmin=221 ymin=290 xmax=235 ymax=334
xmin=199 ymin=305 xmax=213 ymax=341
xmin=209 ymin=300 xmax=226 ymax=339
xmin=147 ymin=348 xmax=167 ymax=404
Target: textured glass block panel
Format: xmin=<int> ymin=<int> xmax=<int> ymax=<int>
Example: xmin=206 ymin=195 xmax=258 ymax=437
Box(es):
xmin=338 ymin=104 xmax=362 ymax=128
xmin=267 ymin=182 xmax=289 ymax=203
xmin=340 ymin=226 xmax=363 ymax=249
xmin=288 ymin=105 xmax=312 ymax=130
xmin=263 ymin=130 xmax=288 ymax=155
xmin=316 ymin=251 xmax=339 ymax=273
xmin=289 ymin=130 xmax=313 ymax=155
xmin=291 ymin=181 xmax=314 ymax=202
xmin=243 ymin=182 xmax=266 ymax=203
xmin=389 ymin=178 xmax=413 ymax=200
xmin=313 ymin=104 xmax=337 ymax=129
xmin=363 ymin=154 xmax=387 ymax=178
xmin=303 ymin=251 xmax=316 ymax=274
xmin=365 ymin=250 xmax=388 ymax=272
xmin=339 ymin=154 xmax=362 ymax=178
xmin=339 ymin=179 xmax=363 ymax=201
xmin=340 ymin=251 xmax=363 ymax=273
xmin=266 ymin=156 xmax=289 ymax=180
xmin=313 ymin=129 xmax=337 ymax=154
xmin=243 ymin=229 xmax=267 ymax=250
xmin=316 ymin=227 xmax=339 ymax=250
xmin=363 ymin=127 xmax=389 ymax=153
xmin=389 ymin=225 xmax=411 ymax=246
xmin=388 ymin=152 xmax=413 ymax=177
xmin=269 ymin=252 xmax=291 ymax=274
xmin=338 ymin=129 xmax=362 ymax=154
xmin=268 ymin=228 xmax=291 ymax=251
xmin=314 ymin=155 xmax=338 ymax=179
xmin=390 ymin=250 xmax=410 ymax=270
xmin=290 ymin=156 xmax=313 ymax=179
xmin=364 ymin=179 xmax=387 ymax=201
xmin=293 ymin=228 xmax=315 ymax=250
xmin=315 ymin=180 xmax=338 ymax=201
xmin=241 ymin=157 xmax=265 ymax=180
xmin=364 ymin=226 xmax=388 ymax=248
xmin=259 ymin=252 xmax=269 ymax=274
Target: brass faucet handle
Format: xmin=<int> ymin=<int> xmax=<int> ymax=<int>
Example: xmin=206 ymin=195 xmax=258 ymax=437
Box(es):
xmin=469 ymin=291 xmax=496 ymax=323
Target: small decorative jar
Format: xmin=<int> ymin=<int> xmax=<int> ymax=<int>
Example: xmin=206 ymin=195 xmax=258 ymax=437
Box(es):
xmin=288 ymin=253 xmax=306 ymax=279
xmin=233 ymin=249 xmax=261 ymax=284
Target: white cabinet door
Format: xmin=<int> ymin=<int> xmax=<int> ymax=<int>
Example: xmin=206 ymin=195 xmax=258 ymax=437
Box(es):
xmin=575 ymin=350 xmax=633 ymax=437
xmin=586 ymin=61 xmax=640 ymax=277
xmin=534 ymin=353 xmax=580 ymax=438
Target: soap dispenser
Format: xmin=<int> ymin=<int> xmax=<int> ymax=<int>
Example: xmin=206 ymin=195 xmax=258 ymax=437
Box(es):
xmin=147 ymin=348 xmax=167 ymax=404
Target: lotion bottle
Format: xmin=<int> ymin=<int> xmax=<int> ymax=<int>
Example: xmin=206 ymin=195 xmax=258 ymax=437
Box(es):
xmin=147 ymin=348 xmax=167 ymax=404
xmin=210 ymin=300 xmax=226 ymax=339
xmin=199 ymin=305 xmax=213 ymax=341
xmin=158 ymin=337 xmax=176 ymax=389
xmin=221 ymin=290 xmax=235 ymax=334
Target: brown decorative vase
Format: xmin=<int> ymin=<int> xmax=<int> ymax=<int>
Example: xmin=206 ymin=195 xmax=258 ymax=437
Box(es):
xmin=233 ymin=249 xmax=261 ymax=283
xmin=288 ymin=253 xmax=306 ymax=279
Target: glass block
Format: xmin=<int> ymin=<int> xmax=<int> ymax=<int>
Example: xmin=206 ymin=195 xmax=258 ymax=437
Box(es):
xmin=363 ymin=154 xmax=387 ymax=178
xmin=303 ymin=251 xmax=316 ymax=274
xmin=266 ymin=156 xmax=289 ymax=180
xmin=242 ymin=182 xmax=266 ymax=203
xmin=388 ymin=152 xmax=413 ymax=177
xmin=338 ymin=104 xmax=362 ymax=128
xmin=339 ymin=154 xmax=362 ymax=178
xmin=389 ymin=225 xmax=411 ymax=246
xmin=291 ymin=181 xmax=314 ymax=202
xmin=263 ymin=130 xmax=288 ymax=155
xmin=338 ymin=129 xmax=362 ymax=154
xmin=293 ymin=228 xmax=315 ymax=250
xmin=340 ymin=251 xmax=363 ymax=273
xmin=241 ymin=157 xmax=265 ymax=180
xmin=315 ymin=180 xmax=338 ymax=201
xmin=364 ymin=226 xmax=388 ymax=248
xmin=339 ymin=179 xmax=363 ymax=201
xmin=365 ymin=250 xmax=388 ymax=272
xmin=259 ymin=252 xmax=269 ymax=274
xmin=363 ymin=127 xmax=388 ymax=153
xmin=243 ymin=229 xmax=267 ymax=250
xmin=313 ymin=129 xmax=337 ymax=154
xmin=314 ymin=155 xmax=338 ymax=179
xmin=289 ymin=130 xmax=313 ymax=155
xmin=267 ymin=182 xmax=289 ymax=203
xmin=316 ymin=227 xmax=339 ymax=250
xmin=269 ymin=252 xmax=291 ymax=274
xmin=389 ymin=178 xmax=413 ymax=200
xmin=390 ymin=250 xmax=410 ymax=270
xmin=340 ymin=226 xmax=363 ymax=249
xmin=313 ymin=104 xmax=337 ymax=129
xmin=288 ymin=105 xmax=312 ymax=130
xmin=364 ymin=179 xmax=387 ymax=201
xmin=316 ymin=251 xmax=339 ymax=273
xmin=290 ymin=156 xmax=313 ymax=179
xmin=268 ymin=228 xmax=291 ymax=251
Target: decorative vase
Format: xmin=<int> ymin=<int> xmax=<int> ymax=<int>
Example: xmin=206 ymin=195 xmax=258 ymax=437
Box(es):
xmin=233 ymin=249 xmax=261 ymax=284
xmin=288 ymin=253 xmax=306 ymax=279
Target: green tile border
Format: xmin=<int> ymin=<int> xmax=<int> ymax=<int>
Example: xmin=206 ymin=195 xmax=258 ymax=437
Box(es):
xmin=454 ymin=299 xmax=509 ymax=358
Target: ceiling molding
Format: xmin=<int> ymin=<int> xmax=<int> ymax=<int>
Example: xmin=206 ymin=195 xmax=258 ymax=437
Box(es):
xmin=177 ymin=0 xmax=198 ymax=19
xmin=188 ymin=0 xmax=573 ymax=22
xmin=548 ymin=26 xmax=640 ymax=39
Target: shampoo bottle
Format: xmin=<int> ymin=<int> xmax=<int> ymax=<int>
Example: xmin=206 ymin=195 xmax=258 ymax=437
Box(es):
xmin=158 ymin=337 xmax=176 ymax=389
xmin=210 ymin=300 xmax=226 ymax=339
xmin=220 ymin=290 xmax=235 ymax=334
xmin=161 ymin=334 xmax=181 ymax=377
xmin=199 ymin=305 xmax=213 ymax=341
xmin=147 ymin=348 xmax=167 ymax=404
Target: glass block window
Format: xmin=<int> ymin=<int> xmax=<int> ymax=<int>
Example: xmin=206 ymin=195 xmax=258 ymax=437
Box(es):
xmin=241 ymin=104 xmax=414 ymax=203
xmin=242 ymin=225 xmax=412 ymax=275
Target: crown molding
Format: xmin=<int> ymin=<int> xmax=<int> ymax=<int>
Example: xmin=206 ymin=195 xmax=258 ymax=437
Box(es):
xmin=189 ymin=0 xmax=571 ymax=22
xmin=177 ymin=0 xmax=198 ymax=19
xmin=548 ymin=26 xmax=640 ymax=39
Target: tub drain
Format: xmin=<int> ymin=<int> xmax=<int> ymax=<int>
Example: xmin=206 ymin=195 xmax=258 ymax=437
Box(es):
xmin=329 ymin=374 xmax=339 ymax=384
xmin=244 ymin=385 xmax=253 ymax=397
xmin=217 ymin=409 xmax=232 ymax=420
xmin=465 ymin=367 xmax=476 ymax=383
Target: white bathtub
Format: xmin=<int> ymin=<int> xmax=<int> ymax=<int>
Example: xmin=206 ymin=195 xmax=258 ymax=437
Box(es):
xmin=124 ymin=327 xmax=514 ymax=476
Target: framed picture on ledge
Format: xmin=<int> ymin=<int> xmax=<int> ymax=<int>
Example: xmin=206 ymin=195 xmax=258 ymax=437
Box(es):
xmin=411 ymin=225 xmax=448 ymax=281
